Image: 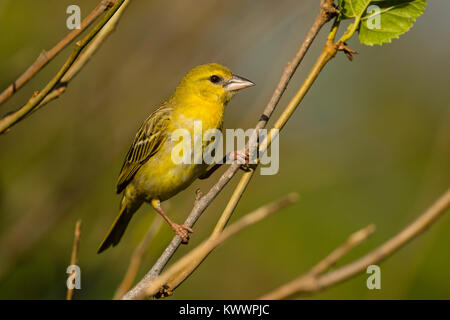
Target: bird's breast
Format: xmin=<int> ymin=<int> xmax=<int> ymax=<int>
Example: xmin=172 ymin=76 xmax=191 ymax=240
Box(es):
xmin=131 ymin=103 xmax=225 ymax=201
xmin=133 ymin=141 xmax=207 ymax=201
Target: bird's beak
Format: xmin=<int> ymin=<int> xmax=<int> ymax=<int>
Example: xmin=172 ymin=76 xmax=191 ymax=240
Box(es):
xmin=224 ymin=74 xmax=255 ymax=92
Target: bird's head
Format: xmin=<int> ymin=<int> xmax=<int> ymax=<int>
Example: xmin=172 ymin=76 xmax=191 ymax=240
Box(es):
xmin=173 ymin=63 xmax=254 ymax=105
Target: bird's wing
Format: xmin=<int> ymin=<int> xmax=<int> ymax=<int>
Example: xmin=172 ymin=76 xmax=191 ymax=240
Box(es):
xmin=116 ymin=105 xmax=173 ymax=193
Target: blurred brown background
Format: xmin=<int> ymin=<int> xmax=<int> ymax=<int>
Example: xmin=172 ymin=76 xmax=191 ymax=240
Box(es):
xmin=0 ymin=0 xmax=449 ymax=299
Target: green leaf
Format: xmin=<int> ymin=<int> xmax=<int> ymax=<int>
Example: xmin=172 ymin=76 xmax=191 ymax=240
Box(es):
xmin=337 ymin=0 xmax=373 ymax=43
xmin=338 ymin=0 xmax=372 ymax=18
xmin=358 ymin=0 xmax=427 ymax=46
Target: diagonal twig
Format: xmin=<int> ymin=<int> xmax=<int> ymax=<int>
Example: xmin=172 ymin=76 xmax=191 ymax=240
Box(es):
xmin=132 ymin=193 xmax=298 ymax=299
xmin=260 ymin=188 xmax=450 ymax=299
xmin=0 ymin=0 xmax=116 ymax=106
xmin=163 ymin=193 xmax=299 ymax=295
xmin=0 ymin=0 xmax=127 ymax=134
xmin=66 ymin=219 xmax=82 ymax=300
xmin=33 ymin=0 xmax=131 ymax=113
xmin=260 ymin=224 xmax=375 ymax=299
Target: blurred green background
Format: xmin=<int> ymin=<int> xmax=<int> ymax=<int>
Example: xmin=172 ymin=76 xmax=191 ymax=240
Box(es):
xmin=0 ymin=0 xmax=449 ymax=299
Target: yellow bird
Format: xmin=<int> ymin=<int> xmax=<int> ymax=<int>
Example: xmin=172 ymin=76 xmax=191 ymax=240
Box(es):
xmin=98 ymin=63 xmax=254 ymax=253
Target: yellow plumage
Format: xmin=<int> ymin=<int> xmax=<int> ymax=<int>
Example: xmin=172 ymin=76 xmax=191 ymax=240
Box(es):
xmin=98 ymin=63 xmax=254 ymax=253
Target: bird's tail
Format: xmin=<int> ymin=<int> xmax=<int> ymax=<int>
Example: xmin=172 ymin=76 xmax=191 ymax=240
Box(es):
xmin=97 ymin=198 xmax=135 ymax=254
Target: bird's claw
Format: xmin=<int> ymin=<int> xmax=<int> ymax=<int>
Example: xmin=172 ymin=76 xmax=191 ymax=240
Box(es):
xmin=173 ymin=223 xmax=193 ymax=244
xmin=229 ymin=149 xmax=253 ymax=171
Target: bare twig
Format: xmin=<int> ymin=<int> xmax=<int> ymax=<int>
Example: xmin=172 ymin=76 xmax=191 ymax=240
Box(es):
xmin=123 ymin=0 xmax=337 ymax=300
xmin=113 ymin=215 xmax=164 ymax=300
xmin=130 ymin=193 xmax=298 ymax=299
xmin=260 ymin=224 xmax=375 ymax=299
xmin=211 ymin=168 xmax=255 ymax=236
xmin=261 ymin=188 xmax=450 ymax=299
xmin=164 ymin=193 xmax=299 ymax=295
xmin=254 ymin=0 xmax=338 ymax=133
xmin=66 ymin=219 xmax=82 ymax=300
xmin=33 ymin=0 xmax=131 ymax=113
xmin=307 ymin=225 xmax=376 ymax=276
xmin=0 ymin=0 xmax=116 ymax=106
xmin=0 ymin=0 xmax=127 ymax=134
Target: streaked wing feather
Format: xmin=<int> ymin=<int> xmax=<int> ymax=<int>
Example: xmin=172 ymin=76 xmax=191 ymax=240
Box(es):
xmin=116 ymin=106 xmax=172 ymax=193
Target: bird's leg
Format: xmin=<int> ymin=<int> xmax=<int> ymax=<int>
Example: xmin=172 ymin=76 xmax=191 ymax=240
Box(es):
xmin=151 ymin=199 xmax=193 ymax=244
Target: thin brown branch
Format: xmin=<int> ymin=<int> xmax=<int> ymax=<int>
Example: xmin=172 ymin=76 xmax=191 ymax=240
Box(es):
xmin=0 ymin=0 xmax=116 ymax=106
xmin=0 ymin=0 xmax=127 ymax=134
xmin=66 ymin=219 xmax=82 ymax=300
xmin=132 ymin=193 xmax=298 ymax=300
xmin=260 ymin=224 xmax=375 ymax=299
xmin=308 ymin=224 xmax=376 ymax=276
xmin=254 ymin=0 xmax=338 ymax=132
xmin=260 ymin=188 xmax=450 ymax=299
xmin=113 ymin=215 xmax=163 ymax=300
xmin=122 ymin=0 xmax=337 ymax=300
xmin=211 ymin=168 xmax=255 ymax=236
xmin=165 ymin=193 xmax=299 ymax=295
xmin=32 ymin=0 xmax=131 ymax=114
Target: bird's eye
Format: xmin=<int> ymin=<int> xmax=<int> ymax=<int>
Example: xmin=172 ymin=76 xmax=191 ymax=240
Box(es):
xmin=209 ymin=75 xmax=221 ymax=83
